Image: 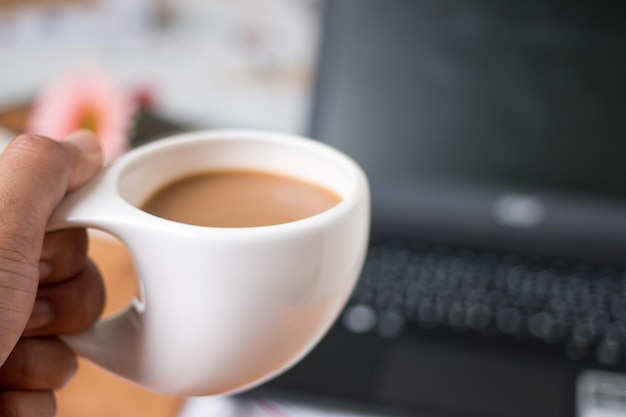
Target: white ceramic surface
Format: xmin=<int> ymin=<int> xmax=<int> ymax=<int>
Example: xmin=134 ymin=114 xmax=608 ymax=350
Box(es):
xmin=47 ymin=130 xmax=370 ymax=396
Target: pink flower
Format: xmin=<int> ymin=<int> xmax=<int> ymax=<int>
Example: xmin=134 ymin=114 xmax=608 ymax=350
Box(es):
xmin=29 ymin=66 xmax=136 ymax=165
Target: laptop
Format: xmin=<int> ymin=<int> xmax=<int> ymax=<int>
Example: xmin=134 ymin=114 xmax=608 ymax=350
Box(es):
xmin=253 ymin=1 xmax=626 ymax=416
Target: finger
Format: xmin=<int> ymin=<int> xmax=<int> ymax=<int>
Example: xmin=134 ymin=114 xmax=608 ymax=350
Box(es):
xmin=24 ymin=259 xmax=105 ymax=336
xmin=0 ymin=131 xmax=102 ymax=363
xmin=0 ymin=131 xmax=102 ymax=243
xmin=0 ymin=390 xmax=56 ymax=417
xmin=0 ymin=337 xmax=76 ymax=390
xmin=38 ymin=229 xmax=88 ymax=285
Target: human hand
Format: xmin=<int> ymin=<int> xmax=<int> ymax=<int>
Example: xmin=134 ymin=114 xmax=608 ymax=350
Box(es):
xmin=0 ymin=131 xmax=106 ymax=416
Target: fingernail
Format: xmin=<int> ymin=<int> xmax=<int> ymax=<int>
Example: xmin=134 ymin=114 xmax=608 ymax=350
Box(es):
xmin=25 ymin=299 xmax=55 ymax=332
xmin=39 ymin=261 xmax=52 ymax=282
xmin=64 ymin=129 xmax=101 ymax=155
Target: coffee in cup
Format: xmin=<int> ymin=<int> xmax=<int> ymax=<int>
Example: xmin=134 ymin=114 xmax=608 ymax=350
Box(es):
xmin=140 ymin=169 xmax=342 ymax=228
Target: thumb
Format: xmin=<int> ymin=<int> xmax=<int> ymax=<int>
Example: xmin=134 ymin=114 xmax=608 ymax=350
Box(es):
xmin=0 ymin=131 xmax=102 ymax=364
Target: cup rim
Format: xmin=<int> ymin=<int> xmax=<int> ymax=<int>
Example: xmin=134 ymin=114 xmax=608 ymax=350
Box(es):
xmin=112 ymin=129 xmax=369 ymax=233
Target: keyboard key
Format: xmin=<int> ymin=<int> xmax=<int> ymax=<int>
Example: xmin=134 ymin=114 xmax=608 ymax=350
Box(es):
xmin=377 ymin=311 xmax=405 ymax=338
xmin=343 ymin=304 xmax=377 ymax=334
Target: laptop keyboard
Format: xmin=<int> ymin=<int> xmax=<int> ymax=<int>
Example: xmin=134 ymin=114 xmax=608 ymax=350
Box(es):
xmin=342 ymin=239 xmax=626 ymax=366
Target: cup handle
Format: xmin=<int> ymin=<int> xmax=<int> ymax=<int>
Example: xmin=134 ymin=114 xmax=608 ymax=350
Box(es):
xmin=48 ymin=166 xmax=123 ymax=232
xmin=47 ymin=168 xmax=149 ymax=386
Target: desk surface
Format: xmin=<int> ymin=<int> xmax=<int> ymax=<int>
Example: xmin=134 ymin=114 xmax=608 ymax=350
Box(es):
xmin=56 ymin=233 xmax=185 ymax=417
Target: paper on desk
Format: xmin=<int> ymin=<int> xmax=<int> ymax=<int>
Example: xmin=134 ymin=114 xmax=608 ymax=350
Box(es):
xmin=178 ymin=396 xmax=392 ymax=417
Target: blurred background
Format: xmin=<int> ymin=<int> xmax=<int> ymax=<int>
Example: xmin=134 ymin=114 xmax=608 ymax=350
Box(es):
xmin=0 ymin=0 xmax=321 ymax=136
xmin=3 ymin=1 xmax=626 ymax=417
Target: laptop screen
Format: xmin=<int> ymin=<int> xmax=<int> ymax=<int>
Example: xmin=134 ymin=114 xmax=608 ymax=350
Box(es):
xmin=310 ymin=0 xmax=626 ymax=262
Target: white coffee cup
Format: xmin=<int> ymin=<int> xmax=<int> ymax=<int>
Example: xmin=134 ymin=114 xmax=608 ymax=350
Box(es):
xmin=47 ymin=129 xmax=370 ymax=396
